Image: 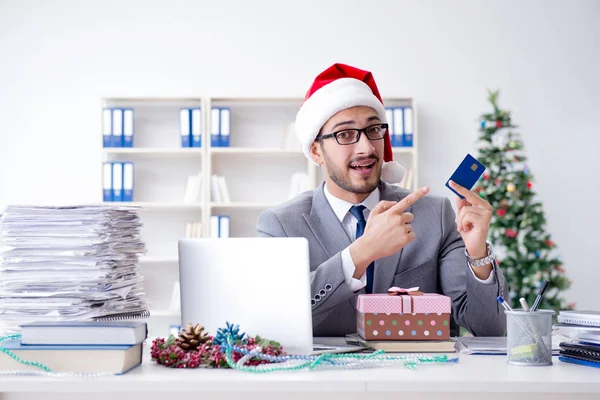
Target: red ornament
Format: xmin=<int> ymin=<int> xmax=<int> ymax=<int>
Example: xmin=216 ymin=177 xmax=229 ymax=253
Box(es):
xmin=495 ymin=179 xmax=501 ymax=185
xmin=554 ymin=265 xmax=565 ymax=273
xmin=483 ymin=174 xmax=491 ymax=180
xmin=526 ymin=181 xmax=533 ymax=189
xmin=505 ymin=229 xmax=518 ymax=238
xmin=496 ymin=209 xmax=506 ymax=217
xmin=546 ymin=239 xmax=554 ymax=247
xmin=496 ymin=120 xmax=503 ymax=128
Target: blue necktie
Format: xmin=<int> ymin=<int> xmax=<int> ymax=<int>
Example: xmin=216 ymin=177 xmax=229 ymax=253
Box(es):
xmin=349 ymin=205 xmax=374 ymax=293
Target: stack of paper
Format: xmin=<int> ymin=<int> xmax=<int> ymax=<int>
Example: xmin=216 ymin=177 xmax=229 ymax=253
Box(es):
xmin=0 ymin=205 xmax=148 ymax=335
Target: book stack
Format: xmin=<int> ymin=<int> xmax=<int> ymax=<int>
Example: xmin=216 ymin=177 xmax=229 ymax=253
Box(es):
xmin=211 ymin=175 xmax=231 ymax=204
xmin=555 ymin=310 xmax=600 ymax=368
xmin=0 ymin=205 xmax=149 ymax=336
xmin=0 ymin=321 xmax=147 ymax=374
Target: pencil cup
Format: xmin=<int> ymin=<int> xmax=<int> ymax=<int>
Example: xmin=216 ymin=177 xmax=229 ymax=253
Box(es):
xmin=505 ymin=309 xmax=554 ymax=366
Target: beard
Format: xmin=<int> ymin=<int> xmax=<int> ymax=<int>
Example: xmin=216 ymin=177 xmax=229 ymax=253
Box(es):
xmin=322 ymin=147 xmax=381 ymax=194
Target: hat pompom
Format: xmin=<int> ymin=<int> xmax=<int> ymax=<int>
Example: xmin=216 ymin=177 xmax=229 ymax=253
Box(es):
xmin=381 ymin=161 xmax=405 ymax=184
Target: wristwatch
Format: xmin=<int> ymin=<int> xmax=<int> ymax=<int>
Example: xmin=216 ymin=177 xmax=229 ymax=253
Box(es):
xmin=465 ymin=241 xmax=495 ymax=267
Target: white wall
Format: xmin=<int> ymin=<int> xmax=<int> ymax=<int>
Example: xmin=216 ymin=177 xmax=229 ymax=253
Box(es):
xmin=1 ymin=0 xmax=598 ymax=309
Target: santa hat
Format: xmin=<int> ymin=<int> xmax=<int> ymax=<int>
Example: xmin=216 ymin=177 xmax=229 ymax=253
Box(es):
xmin=295 ymin=63 xmax=405 ymax=184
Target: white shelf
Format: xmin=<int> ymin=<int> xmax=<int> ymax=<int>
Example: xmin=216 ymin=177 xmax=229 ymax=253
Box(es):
xmin=103 ymin=202 xmax=202 ymax=209
xmin=210 ymin=147 xmax=302 ymax=155
xmin=210 ymin=202 xmax=279 ymax=209
xmin=103 ymin=148 xmax=203 ymax=155
xmin=139 ymin=256 xmax=178 ymax=263
xmin=392 ymin=147 xmax=416 ymax=154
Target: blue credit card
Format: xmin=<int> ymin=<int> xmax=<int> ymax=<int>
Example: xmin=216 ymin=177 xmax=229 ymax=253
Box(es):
xmin=445 ymin=154 xmax=486 ymax=199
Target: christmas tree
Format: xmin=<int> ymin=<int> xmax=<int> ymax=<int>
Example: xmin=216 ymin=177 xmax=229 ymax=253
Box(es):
xmin=474 ymin=90 xmax=573 ymax=312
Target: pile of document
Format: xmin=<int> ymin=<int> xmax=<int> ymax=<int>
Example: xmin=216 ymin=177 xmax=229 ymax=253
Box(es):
xmin=0 ymin=205 xmax=148 ymax=335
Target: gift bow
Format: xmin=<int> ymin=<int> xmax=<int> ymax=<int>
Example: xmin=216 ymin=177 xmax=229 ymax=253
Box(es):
xmin=387 ymin=286 xmax=424 ymax=313
xmin=387 ymin=286 xmax=424 ymax=296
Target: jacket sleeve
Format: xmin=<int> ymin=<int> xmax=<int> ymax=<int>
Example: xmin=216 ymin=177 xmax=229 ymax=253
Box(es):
xmin=437 ymin=197 xmax=508 ymax=336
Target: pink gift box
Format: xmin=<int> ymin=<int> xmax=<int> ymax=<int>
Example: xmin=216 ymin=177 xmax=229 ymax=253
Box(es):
xmin=356 ymin=287 xmax=451 ymax=341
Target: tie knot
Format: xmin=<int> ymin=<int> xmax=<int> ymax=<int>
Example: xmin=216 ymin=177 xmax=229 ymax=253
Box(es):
xmin=349 ymin=205 xmax=367 ymax=223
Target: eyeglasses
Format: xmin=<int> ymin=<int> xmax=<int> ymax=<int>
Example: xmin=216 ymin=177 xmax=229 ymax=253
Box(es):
xmin=316 ymin=123 xmax=388 ymax=145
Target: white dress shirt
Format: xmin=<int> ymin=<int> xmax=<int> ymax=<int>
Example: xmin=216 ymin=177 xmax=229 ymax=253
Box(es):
xmin=323 ymin=184 xmax=495 ymax=292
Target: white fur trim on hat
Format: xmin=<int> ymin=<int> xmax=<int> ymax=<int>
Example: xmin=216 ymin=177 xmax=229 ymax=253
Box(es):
xmin=295 ymin=78 xmax=387 ymax=164
xmin=381 ymin=161 xmax=406 ymax=184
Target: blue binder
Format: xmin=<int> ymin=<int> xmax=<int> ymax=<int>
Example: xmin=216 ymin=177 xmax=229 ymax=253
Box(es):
xmin=122 ymin=162 xmax=134 ymax=202
xmin=219 ymin=108 xmax=230 ymax=147
xmin=393 ymin=108 xmax=403 ymax=147
xmin=180 ymin=108 xmax=191 ymax=147
xmin=112 ymin=109 xmax=123 ymax=147
xmin=102 ymin=108 xmax=112 ymax=148
xmin=402 ymin=106 xmax=413 ymax=147
xmin=103 ymin=162 xmax=113 ymax=201
xmin=210 ymin=108 xmax=220 ymax=147
xmin=191 ymin=108 xmax=202 ymax=147
xmin=123 ymin=109 xmax=134 ymax=148
xmin=112 ymin=162 xmax=123 ymax=201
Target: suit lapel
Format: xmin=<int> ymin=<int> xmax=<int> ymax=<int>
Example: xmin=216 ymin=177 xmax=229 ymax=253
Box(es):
xmin=303 ymin=183 xmax=351 ymax=258
xmin=373 ymin=182 xmax=412 ymax=293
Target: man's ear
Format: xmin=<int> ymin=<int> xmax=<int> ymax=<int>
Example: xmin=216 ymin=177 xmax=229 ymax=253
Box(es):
xmin=310 ymin=142 xmax=324 ymax=165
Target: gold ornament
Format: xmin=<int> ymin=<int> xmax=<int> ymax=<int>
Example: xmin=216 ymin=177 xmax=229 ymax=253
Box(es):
xmin=507 ymin=183 xmax=516 ymax=193
xmin=176 ymin=323 xmax=211 ymax=351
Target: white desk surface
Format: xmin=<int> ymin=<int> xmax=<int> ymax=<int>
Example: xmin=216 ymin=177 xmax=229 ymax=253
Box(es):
xmin=0 ymin=338 xmax=599 ymax=400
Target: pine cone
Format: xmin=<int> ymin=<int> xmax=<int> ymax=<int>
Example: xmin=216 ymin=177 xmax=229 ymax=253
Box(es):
xmin=176 ymin=323 xmax=211 ymax=351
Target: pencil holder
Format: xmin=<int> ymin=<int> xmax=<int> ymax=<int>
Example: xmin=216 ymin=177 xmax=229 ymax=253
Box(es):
xmin=505 ymin=309 xmax=554 ymax=366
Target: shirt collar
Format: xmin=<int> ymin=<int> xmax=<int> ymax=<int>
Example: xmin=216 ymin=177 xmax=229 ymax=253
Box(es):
xmin=323 ymin=183 xmax=381 ymax=224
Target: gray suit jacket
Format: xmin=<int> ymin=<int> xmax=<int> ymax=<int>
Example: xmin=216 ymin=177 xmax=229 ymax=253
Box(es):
xmin=257 ymin=181 xmax=507 ymax=337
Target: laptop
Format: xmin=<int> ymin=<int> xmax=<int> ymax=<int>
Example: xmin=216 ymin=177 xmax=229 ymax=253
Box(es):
xmin=178 ymin=237 xmax=364 ymax=355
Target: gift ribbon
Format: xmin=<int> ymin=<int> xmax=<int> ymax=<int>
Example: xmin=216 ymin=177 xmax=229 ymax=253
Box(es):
xmin=387 ymin=286 xmax=424 ymax=314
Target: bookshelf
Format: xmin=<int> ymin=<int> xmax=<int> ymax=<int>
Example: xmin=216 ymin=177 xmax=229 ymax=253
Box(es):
xmin=101 ymin=96 xmax=418 ymax=337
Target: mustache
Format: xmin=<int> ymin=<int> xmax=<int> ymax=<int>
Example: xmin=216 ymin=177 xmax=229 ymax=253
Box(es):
xmin=347 ymin=155 xmax=379 ymax=166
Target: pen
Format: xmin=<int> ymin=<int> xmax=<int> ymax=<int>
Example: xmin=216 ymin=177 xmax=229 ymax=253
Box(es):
xmin=530 ymin=280 xmax=550 ymax=312
xmin=497 ymin=296 xmax=513 ymax=312
xmin=519 ymin=297 xmax=530 ymax=311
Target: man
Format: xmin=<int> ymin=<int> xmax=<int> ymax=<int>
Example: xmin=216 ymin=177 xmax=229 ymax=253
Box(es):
xmin=257 ymin=63 xmax=507 ymax=337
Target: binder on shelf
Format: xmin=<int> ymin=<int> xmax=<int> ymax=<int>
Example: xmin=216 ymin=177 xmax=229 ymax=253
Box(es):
xmin=219 ymin=108 xmax=230 ymax=147
xmin=191 ymin=108 xmax=202 ymax=148
xmin=392 ymin=108 xmax=403 ymax=148
xmin=123 ymin=162 xmax=134 ymax=202
xmin=123 ymin=108 xmax=134 ymax=148
xmin=112 ymin=109 xmax=123 ymax=147
xmin=103 ymin=162 xmax=113 ymax=202
xmin=102 ymin=108 xmax=112 ymax=148
xmin=180 ymin=108 xmax=191 ymax=148
xmin=210 ymin=215 xmax=220 ymax=238
xmin=219 ymin=216 xmax=230 ymax=238
xmin=112 ymin=162 xmax=123 ymax=201
xmin=402 ymin=106 xmax=413 ymax=147
xmin=385 ymin=108 xmax=394 ymax=146
xmin=210 ymin=108 xmax=220 ymax=147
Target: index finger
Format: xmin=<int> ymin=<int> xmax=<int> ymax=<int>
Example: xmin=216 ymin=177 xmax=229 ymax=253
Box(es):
xmin=448 ymin=180 xmax=485 ymax=205
xmin=389 ymin=186 xmax=430 ymax=214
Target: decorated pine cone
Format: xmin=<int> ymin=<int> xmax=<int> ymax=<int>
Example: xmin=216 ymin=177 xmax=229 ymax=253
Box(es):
xmin=176 ymin=323 xmax=211 ymax=351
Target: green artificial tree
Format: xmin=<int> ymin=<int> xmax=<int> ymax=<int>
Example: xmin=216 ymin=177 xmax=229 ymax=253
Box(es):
xmin=474 ymin=90 xmax=573 ymax=312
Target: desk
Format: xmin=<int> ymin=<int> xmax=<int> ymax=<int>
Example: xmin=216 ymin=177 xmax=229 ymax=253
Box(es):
xmin=0 ymin=344 xmax=599 ymax=400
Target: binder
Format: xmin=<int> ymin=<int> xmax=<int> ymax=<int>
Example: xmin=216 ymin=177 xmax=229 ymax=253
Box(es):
xmin=122 ymin=162 xmax=134 ymax=202
xmin=219 ymin=216 xmax=230 ymax=238
xmin=102 ymin=108 xmax=112 ymax=148
xmin=211 ymin=108 xmax=220 ymax=147
xmin=123 ymin=108 xmax=134 ymax=148
xmin=112 ymin=109 xmax=123 ymax=147
xmin=219 ymin=108 xmax=230 ymax=147
xmin=191 ymin=108 xmax=202 ymax=148
xmin=403 ymin=106 xmax=413 ymax=147
xmin=103 ymin=162 xmax=113 ymax=202
xmin=180 ymin=108 xmax=191 ymax=147
xmin=393 ymin=108 xmax=403 ymax=148
xmin=385 ymin=108 xmax=394 ymax=147
xmin=112 ymin=162 xmax=123 ymax=201
xmin=210 ymin=215 xmax=220 ymax=238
